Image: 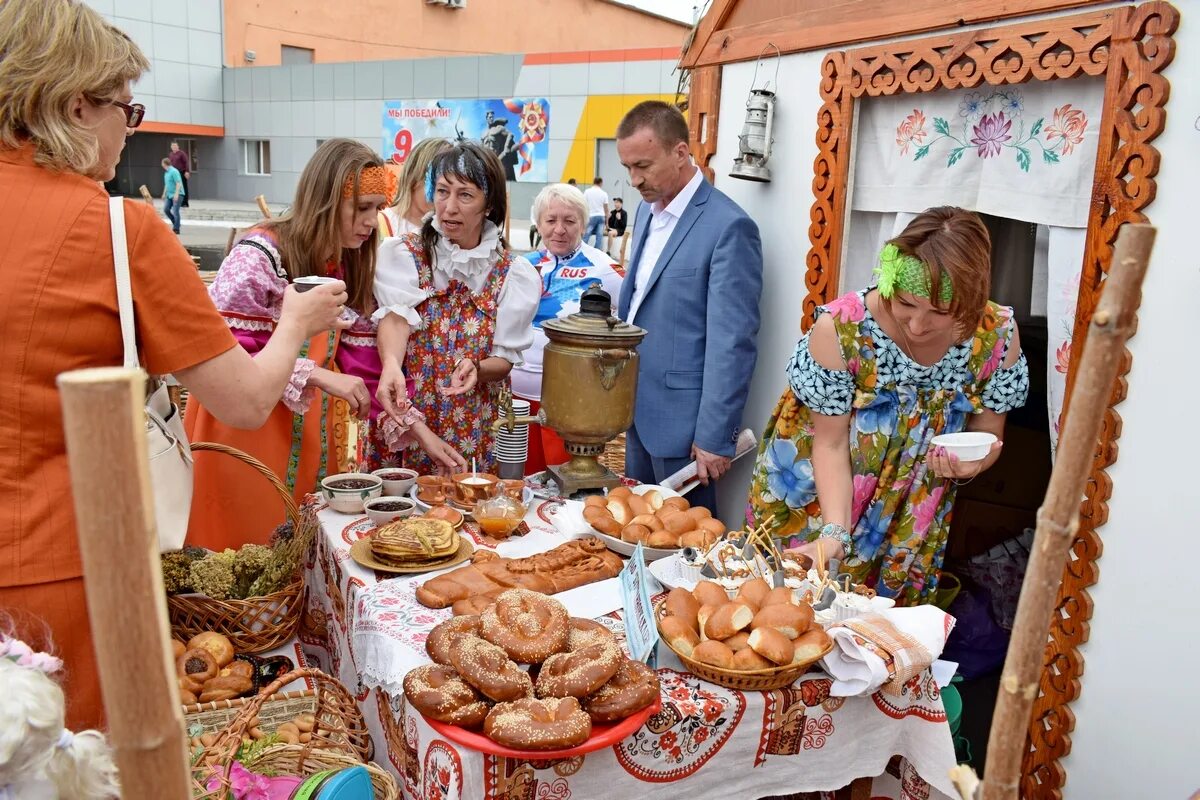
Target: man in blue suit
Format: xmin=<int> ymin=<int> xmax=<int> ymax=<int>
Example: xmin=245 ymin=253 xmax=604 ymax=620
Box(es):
xmin=615 ymin=101 xmax=762 ymax=515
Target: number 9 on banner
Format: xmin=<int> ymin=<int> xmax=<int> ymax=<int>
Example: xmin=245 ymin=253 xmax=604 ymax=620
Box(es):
xmin=391 ymin=128 xmax=414 ymax=164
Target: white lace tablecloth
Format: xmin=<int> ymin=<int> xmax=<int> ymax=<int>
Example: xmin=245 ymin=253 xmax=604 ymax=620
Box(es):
xmin=295 ymin=502 xmax=957 ymax=800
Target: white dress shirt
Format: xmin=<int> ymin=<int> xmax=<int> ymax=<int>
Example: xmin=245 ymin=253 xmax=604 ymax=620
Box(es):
xmin=373 ymin=219 xmax=542 ymax=365
xmin=626 ymin=167 xmax=704 ymax=325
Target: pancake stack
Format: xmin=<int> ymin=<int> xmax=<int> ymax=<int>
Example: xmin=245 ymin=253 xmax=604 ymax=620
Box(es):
xmin=371 ymin=518 xmax=459 ymax=566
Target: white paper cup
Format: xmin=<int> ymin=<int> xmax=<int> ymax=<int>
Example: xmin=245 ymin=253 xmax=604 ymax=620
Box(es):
xmin=292 ymin=275 xmax=340 ymax=293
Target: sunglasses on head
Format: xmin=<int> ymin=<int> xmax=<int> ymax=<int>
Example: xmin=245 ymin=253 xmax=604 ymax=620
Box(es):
xmin=90 ymin=96 xmax=145 ymax=128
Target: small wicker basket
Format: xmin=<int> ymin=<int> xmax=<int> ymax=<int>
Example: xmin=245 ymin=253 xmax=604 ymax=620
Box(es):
xmin=192 ymin=667 xmax=398 ymax=799
xmin=654 ymin=599 xmax=833 ymax=691
xmin=167 ymin=442 xmax=310 ymax=653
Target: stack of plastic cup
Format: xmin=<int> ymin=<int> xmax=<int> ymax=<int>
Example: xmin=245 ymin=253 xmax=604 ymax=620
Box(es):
xmin=493 ymin=398 xmax=530 ymax=479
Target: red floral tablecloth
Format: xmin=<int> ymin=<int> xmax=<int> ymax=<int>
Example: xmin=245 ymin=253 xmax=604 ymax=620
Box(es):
xmin=295 ymin=504 xmax=958 ymax=800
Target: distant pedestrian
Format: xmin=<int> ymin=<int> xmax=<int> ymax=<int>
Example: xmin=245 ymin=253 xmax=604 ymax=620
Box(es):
xmin=161 ymin=157 xmax=184 ymax=234
xmin=168 ymin=141 xmax=190 ymax=206
xmin=583 ymin=176 xmax=608 ymax=251
xmin=567 ymin=178 xmax=577 ymax=186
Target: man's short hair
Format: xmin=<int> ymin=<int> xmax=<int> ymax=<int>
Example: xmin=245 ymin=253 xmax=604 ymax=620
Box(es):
xmin=613 ymin=197 xmax=623 ymax=204
xmin=616 ymin=100 xmax=688 ymax=146
xmin=593 ymin=176 xmax=603 ymax=185
xmin=161 ymin=158 xmax=171 ymax=167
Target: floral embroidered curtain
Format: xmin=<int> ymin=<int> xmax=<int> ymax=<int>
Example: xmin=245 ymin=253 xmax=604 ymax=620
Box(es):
xmin=849 ymin=78 xmax=1103 ymax=228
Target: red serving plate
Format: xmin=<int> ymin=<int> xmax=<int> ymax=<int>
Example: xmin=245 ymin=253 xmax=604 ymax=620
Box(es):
xmin=425 ymin=697 xmax=661 ymax=759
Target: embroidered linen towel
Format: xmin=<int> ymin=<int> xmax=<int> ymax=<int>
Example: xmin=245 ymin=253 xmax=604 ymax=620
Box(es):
xmin=821 ymin=605 xmax=955 ymax=697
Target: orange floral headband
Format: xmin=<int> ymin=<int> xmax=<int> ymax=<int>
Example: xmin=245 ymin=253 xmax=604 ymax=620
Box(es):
xmin=343 ymin=165 xmax=398 ymax=201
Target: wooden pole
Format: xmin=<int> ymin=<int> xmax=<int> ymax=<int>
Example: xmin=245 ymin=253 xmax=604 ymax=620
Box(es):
xmin=970 ymin=224 xmax=1157 ymax=800
xmin=57 ymin=367 xmax=193 ymax=800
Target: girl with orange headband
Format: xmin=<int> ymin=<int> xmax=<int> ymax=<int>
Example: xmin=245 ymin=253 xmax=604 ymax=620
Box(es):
xmin=186 ymin=138 xmax=465 ymax=550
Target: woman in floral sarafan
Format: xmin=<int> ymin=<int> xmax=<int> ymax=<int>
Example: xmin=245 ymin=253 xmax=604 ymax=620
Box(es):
xmin=748 ymin=207 xmax=1029 ymax=605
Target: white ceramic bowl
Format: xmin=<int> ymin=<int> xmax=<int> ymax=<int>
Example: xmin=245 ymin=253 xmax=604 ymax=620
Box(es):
xmin=371 ymin=467 xmax=418 ymax=497
xmin=320 ymin=473 xmax=383 ymax=514
xmin=363 ymin=496 xmax=417 ymax=526
xmin=930 ymin=431 xmax=997 ymax=462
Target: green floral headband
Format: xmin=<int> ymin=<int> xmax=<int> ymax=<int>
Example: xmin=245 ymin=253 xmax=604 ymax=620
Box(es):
xmin=874 ymin=243 xmax=953 ymax=303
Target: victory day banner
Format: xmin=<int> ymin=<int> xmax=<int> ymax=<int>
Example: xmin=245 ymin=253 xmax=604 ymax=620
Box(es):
xmin=382 ymin=98 xmax=551 ymax=182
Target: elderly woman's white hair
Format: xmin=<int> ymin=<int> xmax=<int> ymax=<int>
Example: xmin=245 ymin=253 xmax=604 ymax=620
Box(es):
xmin=532 ymin=183 xmax=588 ymax=227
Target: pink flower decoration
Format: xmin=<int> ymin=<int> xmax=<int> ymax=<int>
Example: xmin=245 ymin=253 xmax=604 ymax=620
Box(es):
xmin=970 ymin=112 xmax=1012 ymax=158
xmin=851 ymin=474 xmax=878 ymax=523
xmin=825 ymin=292 xmax=866 ymax=323
xmin=895 ymin=109 xmax=928 ymax=156
xmin=1054 ymin=340 xmax=1072 ymax=375
xmin=982 ymin=338 xmax=1006 ymax=378
xmin=1045 ymin=104 xmax=1088 ymax=155
xmin=912 ymin=486 xmax=945 ymax=536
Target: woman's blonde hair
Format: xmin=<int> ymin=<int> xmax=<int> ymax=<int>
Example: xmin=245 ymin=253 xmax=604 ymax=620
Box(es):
xmin=0 ymin=0 xmax=149 ymax=175
xmin=258 ymin=138 xmax=383 ymax=314
xmin=532 ymin=183 xmax=588 ymax=232
xmin=392 ymin=137 xmax=451 ymax=218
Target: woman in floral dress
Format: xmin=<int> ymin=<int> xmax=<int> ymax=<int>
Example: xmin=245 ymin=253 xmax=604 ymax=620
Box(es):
xmin=373 ymin=143 xmax=541 ymax=474
xmin=748 ymin=207 xmax=1029 ymax=605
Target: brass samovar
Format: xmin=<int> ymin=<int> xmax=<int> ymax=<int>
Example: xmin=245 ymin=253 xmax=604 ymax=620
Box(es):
xmin=496 ymin=286 xmax=645 ymax=495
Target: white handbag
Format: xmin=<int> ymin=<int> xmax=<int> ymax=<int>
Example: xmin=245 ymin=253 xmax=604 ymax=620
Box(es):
xmin=109 ymin=197 xmax=194 ymax=552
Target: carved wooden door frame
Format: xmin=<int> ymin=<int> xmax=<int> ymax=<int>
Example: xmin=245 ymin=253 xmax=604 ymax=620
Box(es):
xmin=801 ymin=3 xmax=1178 ymax=796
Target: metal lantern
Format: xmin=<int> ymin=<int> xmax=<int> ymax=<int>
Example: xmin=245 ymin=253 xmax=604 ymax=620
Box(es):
xmin=730 ymin=44 xmax=781 ymax=183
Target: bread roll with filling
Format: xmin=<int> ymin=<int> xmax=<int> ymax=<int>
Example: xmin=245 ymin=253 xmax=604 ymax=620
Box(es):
xmin=704 ymin=602 xmax=754 ymax=640
xmin=660 ymin=615 xmax=700 ymax=658
xmin=736 ymin=578 xmax=772 ymax=608
xmin=733 ymin=647 xmax=776 ymax=671
xmin=761 ymin=586 xmax=800 ymax=607
xmin=692 ymin=580 xmax=729 ymax=609
xmin=791 ymin=628 xmax=832 ymax=664
xmin=664 ymin=588 xmax=700 ymax=632
xmin=750 ymin=603 xmax=814 ymax=639
xmin=723 ymin=631 xmax=751 ymax=652
xmin=620 ymin=523 xmax=651 ymax=544
xmin=629 ymin=513 xmax=664 ymax=531
xmin=690 ymin=640 xmax=736 ymax=670
xmin=747 ymin=627 xmax=794 ymax=666
xmin=647 ymin=530 xmax=680 ymax=549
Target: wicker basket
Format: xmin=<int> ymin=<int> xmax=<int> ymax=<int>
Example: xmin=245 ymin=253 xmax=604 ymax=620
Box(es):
xmin=167 ymin=442 xmax=309 ymax=654
xmin=193 ymin=668 xmax=398 ymax=799
xmin=655 ymin=599 xmax=833 ymax=691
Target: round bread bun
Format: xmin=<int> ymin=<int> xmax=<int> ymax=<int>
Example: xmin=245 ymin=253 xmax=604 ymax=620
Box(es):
xmin=791 ymin=628 xmax=833 ymax=664
xmin=608 ymin=486 xmax=633 ymax=500
xmin=748 ymin=627 xmax=795 ymax=665
xmin=704 ymin=602 xmax=754 ymax=641
xmin=696 ymin=603 xmax=720 ymax=642
xmin=733 ymin=647 xmax=776 ymax=671
xmin=660 ymin=615 xmax=700 ymax=658
xmin=641 ymin=489 xmax=664 ymax=511
xmin=677 ymin=530 xmax=708 ymax=548
xmin=187 ymin=632 xmax=235 ymax=668
xmin=662 ymin=512 xmax=693 ymax=535
xmin=584 ymin=494 xmax=608 ymax=509
xmin=762 ymin=586 xmax=801 ymax=607
xmin=582 ymin=505 xmax=609 ymax=524
xmin=692 ymin=580 xmax=730 ymax=609
xmin=697 ymin=518 xmax=726 ymax=537
xmin=685 ymin=506 xmax=712 ymax=522
xmin=751 ymin=602 xmax=814 ymax=639
xmin=629 ymin=513 xmax=664 ymax=531
xmin=654 ymin=507 xmax=680 ymax=523
xmin=590 ymin=515 xmax=622 ymax=537
xmin=171 ymin=640 xmax=186 ymax=660
xmin=690 ymin=639 xmax=736 ymax=670
xmin=647 ymin=530 xmax=680 ymax=549
xmin=605 ymin=498 xmax=633 ymax=526
xmin=737 ymin=578 xmax=772 ymax=608
xmin=723 ymin=631 xmax=751 ymax=652
xmin=661 ymin=497 xmax=690 ymax=512
xmin=664 ymin=588 xmax=700 ymax=632
xmin=620 ymin=523 xmax=652 ymax=544
xmin=625 ymin=495 xmax=650 ymax=517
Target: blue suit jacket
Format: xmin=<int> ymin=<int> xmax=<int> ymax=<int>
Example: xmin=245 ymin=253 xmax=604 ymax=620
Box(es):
xmin=618 ymin=177 xmax=762 ymax=458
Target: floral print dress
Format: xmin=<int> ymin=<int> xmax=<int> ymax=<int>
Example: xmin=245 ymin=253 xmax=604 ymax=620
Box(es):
xmin=747 ymin=289 xmax=1030 ymax=605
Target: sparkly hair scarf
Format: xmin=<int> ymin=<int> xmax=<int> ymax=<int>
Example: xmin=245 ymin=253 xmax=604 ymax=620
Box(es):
xmin=873 ymin=243 xmax=953 ymax=303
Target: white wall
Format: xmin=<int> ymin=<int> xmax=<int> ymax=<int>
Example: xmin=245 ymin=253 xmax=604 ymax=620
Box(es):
xmin=709 ymin=5 xmax=1199 ymax=794
xmin=1059 ymin=20 xmax=1200 ymax=798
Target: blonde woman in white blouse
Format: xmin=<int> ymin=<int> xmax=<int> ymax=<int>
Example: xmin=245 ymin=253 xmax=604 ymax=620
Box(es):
xmin=373 ymin=142 xmax=540 ymax=473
